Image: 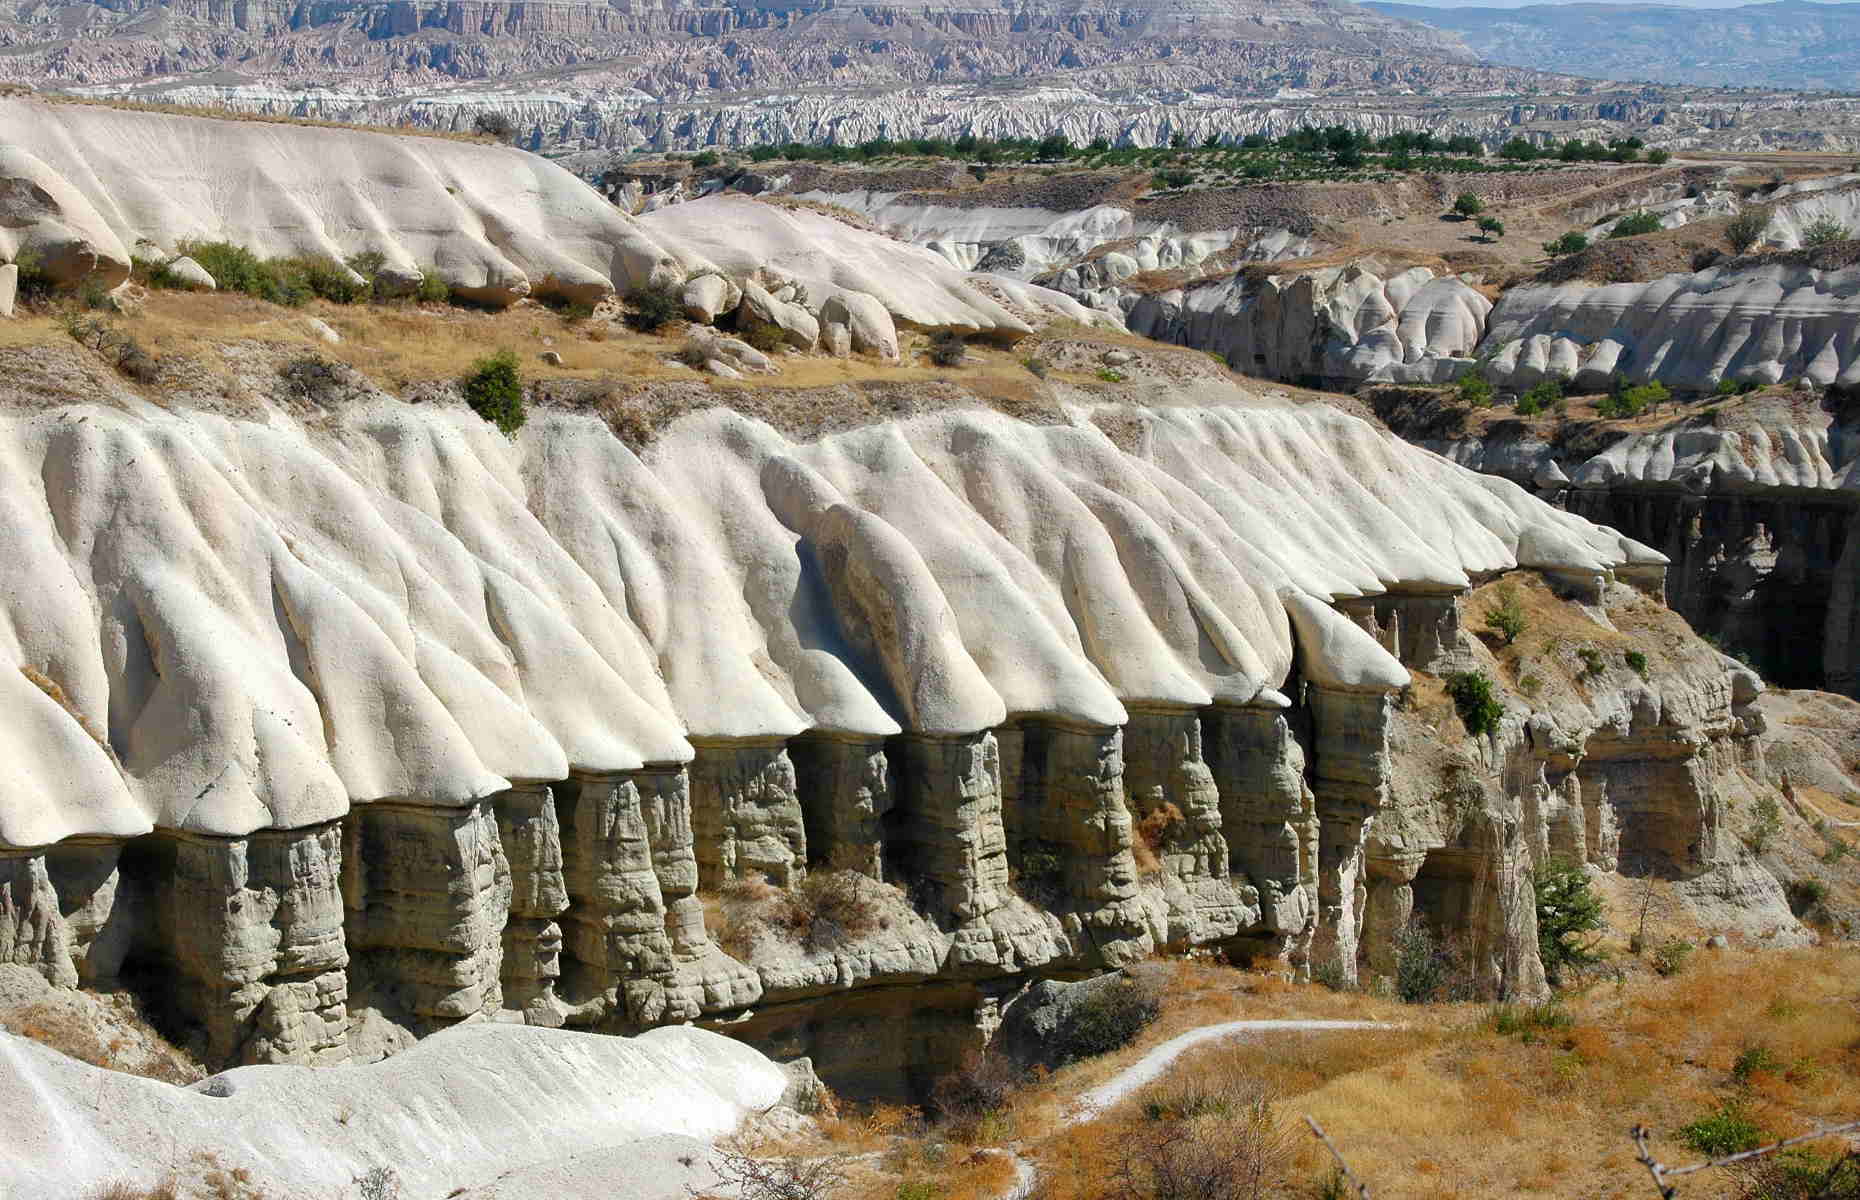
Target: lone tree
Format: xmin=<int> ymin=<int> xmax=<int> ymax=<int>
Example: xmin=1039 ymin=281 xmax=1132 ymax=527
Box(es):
xmin=1726 ymin=206 xmax=1770 ymax=254
xmin=1534 ymin=858 xmax=1604 ymax=982
xmin=473 ymin=111 xmax=517 ymax=142
xmin=1478 ymin=215 xmax=1506 ymax=241
xmin=1483 ymin=584 xmax=1527 ymax=645
xmin=1453 ymin=192 xmax=1485 ymax=219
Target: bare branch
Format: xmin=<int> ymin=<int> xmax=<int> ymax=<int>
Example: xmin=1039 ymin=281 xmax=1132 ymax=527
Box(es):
xmin=1631 ymin=1117 xmax=1860 ymax=1196
xmin=1303 ymin=1116 xmax=1372 ymax=1199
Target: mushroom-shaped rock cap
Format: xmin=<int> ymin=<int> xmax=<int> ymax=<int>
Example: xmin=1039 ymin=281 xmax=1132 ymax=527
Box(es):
xmin=1533 ymin=458 xmax=1571 ymax=489
xmin=1281 ymin=591 xmax=1411 ymax=693
xmin=1730 ymin=668 xmax=1765 ymax=706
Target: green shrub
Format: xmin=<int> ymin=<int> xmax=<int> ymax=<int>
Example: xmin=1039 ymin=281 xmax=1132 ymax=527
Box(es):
xmin=1096 ymin=367 xmax=1127 ymax=383
xmin=1519 ymin=673 xmax=1543 ymax=698
xmin=1731 ymin=1043 xmax=1785 ymax=1084
xmin=1453 ymin=192 xmax=1484 ymax=218
xmin=415 ymin=268 xmax=451 ymax=304
xmin=1483 ymin=584 xmax=1527 ymax=645
xmin=1825 ymin=840 xmax=1852 ymax=865
xmin=1785 ymin=877 xmax=1828 ymax=917
xmin=691 ymin=150 xmax=720 ymax=168
xmin=177 ymin=240 xmax=312 ymax=306
xmin=1477 ymin=215 xmax=1505 ymax=240
xmin=1747 ymin=793 xmax=1782 ymax=854
xmin=1609 ymin=210 xmax=1663 ymax=239
xmin=929 ymin=330 xmax=968 ymax=367
xmin=1310 ymin=961 xmax=1351 ymax=992
xmin=1052 ymin=976 xmax=1161 ymax=1063
xmin=1647 ymin=149 xmax=1671 ymax=164
xmin=1445 ymin=671 xmax=1503 ymax=736
xmin=1678 ymin=1101 xmax=1762 ymax=1157
xmin=290 ymin=256 xmax=368 ymax=304
xmin=624 ymin=283 xmax=683 ymax=333
xmin=1490 ymin=1002 xmax=1574 ymax=1039
xmin=132 ymin=255 xmax=187 ymax=290
xmin=1394 ymin=919 xmax=1450 ymax=1003
xmin=1457 ymin=372 xmax=1493 ymax=408
xmin=1801 ymin=214 xmax=1851 ymax=248
xmin=1151 ymin=168 xmax=1195 ymax=189
xmin=1517 ymin=378 xmax=1562 ymax=415
xmin=1726 ymin=206 xmax=1771 ymax=254
xmin=1625 ymin=649 xmax=1648 ymax=676
xmin=1534 ymin=858 xmax=1604 ymax=982
xmin=1577 ymin=647 xmax=1606 ymax=680
xmin=1022 ymin=357 xmax=1048 ymax=378
xmin=741 ymin=319 xmax=788 ymax=354
xmin=473 ymin=111 xmax=516 ymax=141
xmin=461 ymin=349 xmax=525 ymax=435
xmin=1652 ymin=938 xmax=1694 ymax=977
xmin=1596 ymin=380 xmax=1670 ymax=418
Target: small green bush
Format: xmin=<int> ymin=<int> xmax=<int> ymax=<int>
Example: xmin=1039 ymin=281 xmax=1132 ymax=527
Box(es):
xmin=1516 ymin=378 xmax=1562 ymax=416
xmin=1726 ymin=206 xmax=1771 ymax=254
xmin=1022 ymin=357 xmax=1048 ymax=378
xmin=412 ymin=268 xmax=451 ymax=304
xmin=1457 ymin=372 xmax=1493 ymax=408
xmin=1543 ymin=231 xmax=1590 ymax=257
xmin=1596 ymin=380 xmax=1669 ymax=418
xmin=1647 ymin=149 xmax=1671 ymax=164
xmin=1477 ymin=215 xmax=1505 ymax=241
xmin=1609 ymin=210 xmax=1663 ymax=239
xmin=691 ymin=150 xmax=720 ymax=168
xmin=1096 ymin=367 xmax=1127 ymax=383
xmin=1310 ymin=961 xmax=1351 ymax=992
xmin=1052 ymin=976 xmax=1161 ymax=1063
xmin=1534 ymin=858 xmax=1604 ymax=982
xmin=1786 ymin=878 xmax=1828 ymax=917
xmin=1652 ymin=938 xmax=1694 ymax=977
xmin=1490 ymin=1002 xmax=1574 ymax=1039
xmin=1453 ymin=192 xmax=1484 ymax=218
xmin=929 ymin=330 xmax=968 ymax=367
xmin=741 ymin=319 xmax=788 ymax=354
xmin=624 ymin=284 xmax=683 ymax=333
xmin=1151 ymin=168 xmax=1195 ymax=189
xmin=462 ymin=349 xmax=526 ymax=436
xmin=1483 ymin=584 xmax=1527 ymax=645
xmin=1624 ymin=649 xmax=1648 ymax=677
xmin=1394 ymin=919 xmax=1451 ymax=1003
xmin=178 ymin=240 xmax=311 ymax=306
xmin=1577 ymin=647 xmax=1606 ymax=680
xmin=1677 ymin=1101 xmax=1762 ymax=1157
xmin=1801 ymin=214 xmax=1851 ymax=248
xmin=1446 ymin=671 xmax=1503 ymax=736
xmin=1747 ymin=793 xmax=1782 ymax=854
xmin=1732 ymin=1043 xmax=1785 ymax=1084
xmin=1519 ymin=673 xmax=1542 ymax=697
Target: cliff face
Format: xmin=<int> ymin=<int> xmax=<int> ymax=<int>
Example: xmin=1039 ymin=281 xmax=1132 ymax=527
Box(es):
xmin=0 ymin=338 xmax=1813 ymax=1095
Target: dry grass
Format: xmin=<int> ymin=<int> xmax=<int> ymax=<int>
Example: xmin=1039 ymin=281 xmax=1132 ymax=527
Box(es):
xmin=773 ymin=947 xmax=1859 ymax=1200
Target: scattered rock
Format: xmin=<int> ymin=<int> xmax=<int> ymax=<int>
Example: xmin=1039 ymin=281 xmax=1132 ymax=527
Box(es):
xmin=165 ymin=256 xmax=216 ymax=291
xmin=819 ymin=291 xmax=899 ymax=360
xmin=303 ymin=317 xmax=342 ymax=345
xmin=738 ymin=281 xmax=819 ymax=350
xmin=1102 ymin=349 xmax=1134 ymax=366
xmin=539 ymin=350 xmax=564 ymax=366
xmin=681 ymin=274 xmax=737 ymax=324
xmin=1707 ymin=934 xmax=1729 ymax=949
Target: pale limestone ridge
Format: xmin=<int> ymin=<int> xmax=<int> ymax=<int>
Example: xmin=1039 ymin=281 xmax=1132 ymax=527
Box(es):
xmin=0 ymin=1022 xmax=787 ymax=1199
xmin=0 ymin=398 xmax=1651 ymax=848
xmin=0 ymin=99 xmax=1093 ymax=340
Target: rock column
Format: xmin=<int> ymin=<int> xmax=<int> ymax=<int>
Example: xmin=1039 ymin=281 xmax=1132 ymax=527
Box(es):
xmin=689 ymin=739 xmax=807 ymax=889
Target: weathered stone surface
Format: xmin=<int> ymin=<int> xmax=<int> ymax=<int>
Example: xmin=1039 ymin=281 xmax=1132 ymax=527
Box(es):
xmin=891 ymin=733 xmax=1011 ymax=925
xmin=342 ymin=803 xmax=508 ymax=1026
xmin=0 ymin=263 xmax=15 ymax=318
xmin=1204 ymin=704 xmax=1317 ymax=962
xmin=494 ymin=785 xmax=569 ymax=1020
xmin=737 ymin=280 xmax=819 ymax=350
xmin=139 ymin=824 xmax=349 ymax=1064
xmin=1123 ymin=707 xmax=1251 ymax=947
xmin=789 ymin=733 xmax=892 ymax=878
xmin=689 ymin=740 xmax=807 ymax=890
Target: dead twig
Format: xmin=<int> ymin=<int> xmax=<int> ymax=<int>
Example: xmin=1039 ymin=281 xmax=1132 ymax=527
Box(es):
xmin=1631 ymin=1118 xmax=1860 ymax=1197
xmin=1303 ymin=1116 xmax=1371 ymax=1199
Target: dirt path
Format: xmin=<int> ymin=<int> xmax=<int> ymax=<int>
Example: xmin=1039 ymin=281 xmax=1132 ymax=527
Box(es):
xmin=1069 ymin=1018 xmax=1395 ymax=1122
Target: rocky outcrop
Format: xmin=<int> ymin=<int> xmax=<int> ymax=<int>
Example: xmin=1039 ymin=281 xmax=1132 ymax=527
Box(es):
xmin=0 ymin=364 xmax=1700 ymax=1087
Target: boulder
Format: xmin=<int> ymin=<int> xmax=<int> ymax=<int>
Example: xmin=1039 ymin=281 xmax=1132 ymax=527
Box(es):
xmin=303 ymin=318 xmax=342 ymax=345
xmin=684 ymin=326 xmax=777 ymax=375
xmin=166 ymin=256 xmax=216 ymax=291
xmin=539 ymin=350 xmax=563 ymax=366
xmin=819 ymin=291 xmax=899 ymax=360
xmin=739 ymin=281 xmax=818 ymax=350
xmin=681 ymin=274 xmax=739 ymax=324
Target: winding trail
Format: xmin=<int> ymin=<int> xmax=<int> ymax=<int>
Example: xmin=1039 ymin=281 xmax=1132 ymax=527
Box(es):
xmin=1069 ymin=1019 xmax=1396 ymax=1122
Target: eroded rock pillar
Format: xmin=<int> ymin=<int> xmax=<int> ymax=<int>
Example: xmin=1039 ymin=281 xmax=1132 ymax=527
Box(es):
xmin=1018 ymin=721 xmax=1150 ymax=965
xmin=789 ymin=732 xmax=892 ymax=878
xmin=1122 ymin=707 xmax=1247 ymax=947
xmin=144 ymin=823 xmax=348 ymax=1064
xmin=1203 ymin=703 xmax=1316 ymax=962
xmin=494 ymin=784 xmax=569 ymax=1021
xmin=689 ymin=738 xmax=807 ymax=889
xmin=342 ymin=800 xmax=508 ymax=1026
xmin=888 ymin=732 xmax=1009 ymax=925
xmin=1306 ymin=687 xmax=1395 ymax=987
